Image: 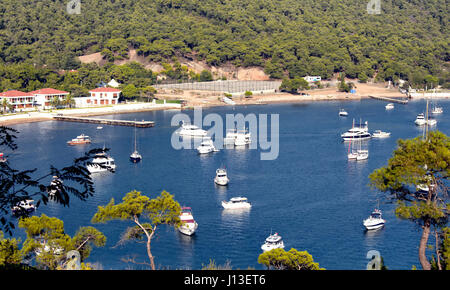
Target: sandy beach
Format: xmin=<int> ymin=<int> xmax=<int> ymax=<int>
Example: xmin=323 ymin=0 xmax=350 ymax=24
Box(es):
xmin=0 ymin=82 xmax=408 ymax=126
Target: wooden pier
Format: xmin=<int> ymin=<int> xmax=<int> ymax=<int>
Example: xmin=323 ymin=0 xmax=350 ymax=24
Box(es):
xmin=368 ymin=95 xmax=409 ymax=104
xmin=53 ymin=116 xmax=155 ymax=127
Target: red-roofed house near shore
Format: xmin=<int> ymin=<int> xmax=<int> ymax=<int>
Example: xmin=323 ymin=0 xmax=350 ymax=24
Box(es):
xmin=74 ymin=87 xmax=121 ymax=107
xmin=30 ymin=88 xmax=70 ymax=109
xmin=0 ymin=90 xmax=35 ymax=111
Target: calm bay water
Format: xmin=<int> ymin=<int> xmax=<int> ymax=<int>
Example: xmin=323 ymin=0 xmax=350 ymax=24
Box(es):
xmin=8 ymin=98 xmax=450 ymax=270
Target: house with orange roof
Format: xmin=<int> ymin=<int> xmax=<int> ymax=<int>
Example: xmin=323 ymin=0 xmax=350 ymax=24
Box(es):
xmin=30 ymin=88 xmax=70 ymax=109
xmin=0 ymin=90 xmax=35 ymax=111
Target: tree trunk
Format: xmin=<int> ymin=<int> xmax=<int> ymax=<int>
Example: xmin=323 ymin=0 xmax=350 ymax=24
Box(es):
xmin=146 ymin=227 xmax=156 ymax=270
xmin=419 ymin=219 xmax=431 ymax=270
xmin=134 ymin=215 xmax=156 ymax=270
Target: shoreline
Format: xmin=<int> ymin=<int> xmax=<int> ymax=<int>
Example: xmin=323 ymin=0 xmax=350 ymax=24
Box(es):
xmin=0 ymin=92 xmax=411 ymax=126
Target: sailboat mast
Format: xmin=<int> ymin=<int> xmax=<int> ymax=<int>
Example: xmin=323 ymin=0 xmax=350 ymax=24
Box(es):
xmin=134 ymin=120 xmax=138 ymax=152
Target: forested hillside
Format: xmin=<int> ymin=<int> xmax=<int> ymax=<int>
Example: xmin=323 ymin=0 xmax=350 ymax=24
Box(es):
xmin=0 ymin=0 xmax=448 ymax=90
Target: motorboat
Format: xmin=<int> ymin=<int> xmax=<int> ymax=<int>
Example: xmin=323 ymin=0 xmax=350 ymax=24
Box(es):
xmin=197 ymin=137 xmax=218 ymax=154
xmin=224 ymin=129 xmax=239 ymax=145
xmin=356 ymin=149 xmax=369 ymax=161
xmin=234 ymin=129 xmax=251 ymax=146
xmin=416 ymin=97 xmax=438 ymax=126
xmin=87 ymin=151 xmax=116 ymax=173
xmin=234 ymin=134 xmax=247 ymax=146
xmin=427 ymin=118 xmax=437 ymax=126
xmin=416 ymin=113 xmax=437 ymax=126
xmin=372 ymin=130 xmax=391 ymax=138
xmin=0 ymin=153 xmax=6 ymax=163
xmin=339 ymin=109 xmax=348 ymax=116
xmin=416 ymin=183 xmax=431 ymax=193
xmin=48 ymin=176 xmax=63 ymax=197
xmin=222 ymin=197 xmax=251 ymax=209
xmin=12 ymin=199 xmax=35 ymax=214
xmin=385 ymin=103 xmax=394 ymax=110
xmin=178 ymin=121 xmax=207 ymax=137
xmin=178 ymin=207 xmax=198 ymax=236
xmin=214 ymin=168 xmax=229 ymax=186
xmin=96 ymin=126 xmax=103 ymax=130
xmin=130 ymin=122 xmax=142 ymax=163
xmin=341 ymin=120 xmax=371 ymax=141
xmin=431 ymin=106 xmax=443 ymax=114
xmin=363 ymin=209 xmax=385 ymax=230
xmin=416 ymin=175 xmax=435 ymax=193
xmin=67 ymin=134 xmax=91 ymax=145
xmin=261 ymin=233 xmax=285 ymax=252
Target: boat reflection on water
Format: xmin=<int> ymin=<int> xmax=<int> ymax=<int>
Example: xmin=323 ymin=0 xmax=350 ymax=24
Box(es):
xmin=363 ymin=224 xmax=386 ymax=249
xmin=221 ymin=206 xmax=251 ymax=227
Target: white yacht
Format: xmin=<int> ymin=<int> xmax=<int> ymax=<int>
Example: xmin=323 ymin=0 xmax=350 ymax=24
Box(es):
xmin=415 ymin=113 xmax=426 ymax=125
xmin=222 ymin=197 xmax=251 ymax=210
xmin=385 ymin=103 xmax=394 ymax=110
xmin=416 ymin=175 xmax=435 ymax=193
xmin=224 ymin=129 xmax=239 ymax=145
xmin=363 ymin=209 xmax=386 ymax=230
xmin=261 ymin=233 xmax=285 ymax=252
xmin=178 ymin=121 xmax=207 ymax=137
xmin=87 ymin=151 xmax=116 ymax=173
xmin=431 ymin=106 xmax=443 ymax=114
xmin=12 ymin=199 xmax=35 ymax=214
xmin=427 ymin=118 xmax=437 ymax=126
xmin=339 ymin=109 xmax=348 ymax=116
xmin=197 ymin=137 xmax=218 ymax=154
xmin=416 ymin=113 xmax=437 ymax=126
xmin=372 ymin=130 xmax=391 ymax=138
xmin=356 ymin=149 xmax=369 ymax=161
xmin=234 ymin=129 xmax=251 ymax=146
xmin=214 ymin=168 xmax=229 ymax=186
xmin=48 ymin=176 xmax=63 ymax=197
xmin=341 ymin=120 xmax=371 ymax=141
xmin=178 ymin=207 xmax=198 ymax=236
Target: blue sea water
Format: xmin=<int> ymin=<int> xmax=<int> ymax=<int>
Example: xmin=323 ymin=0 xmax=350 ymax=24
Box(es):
xmin=7 ymin=98 xmax=450 ymax=270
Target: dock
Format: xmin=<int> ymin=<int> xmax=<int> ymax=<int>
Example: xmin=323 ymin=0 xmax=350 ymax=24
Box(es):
xmin=368 ymin=95 xmax=409 ymax=104
xmin=53 ymin=116 xmax=155 ymax=127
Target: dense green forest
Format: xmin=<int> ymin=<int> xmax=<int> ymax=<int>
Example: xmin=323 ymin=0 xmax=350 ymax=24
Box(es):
xmin=0 ymin=0 xmax=448 ymax=92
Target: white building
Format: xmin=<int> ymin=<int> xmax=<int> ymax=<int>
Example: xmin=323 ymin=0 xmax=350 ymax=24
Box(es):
xmin=108 ymin=79 xmax=120 ymax=88
xmin=74 ymin=87 xmax=121 ymax=107
xmin=30 ymin=88 xmax=70 ymax=109
xmin=0 ymin=90 xmax=35 ymax=111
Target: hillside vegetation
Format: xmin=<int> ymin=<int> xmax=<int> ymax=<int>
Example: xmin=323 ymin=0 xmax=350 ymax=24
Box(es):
xmin=0 ymin=0 xmax=448 ymax=91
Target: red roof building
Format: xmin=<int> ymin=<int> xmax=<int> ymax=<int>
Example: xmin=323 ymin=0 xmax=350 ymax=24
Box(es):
xmin=30 ymin=88 xmax=69 ymax=109
xmin=0 ymin=90 xmax=35 ymax=110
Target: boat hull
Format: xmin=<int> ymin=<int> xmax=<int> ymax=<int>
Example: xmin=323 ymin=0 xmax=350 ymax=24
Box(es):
xmin=221 ymin=202 xmax=251 ymax=210
xmin=261 ymin=243 xmax=285 ymax=252
xmin=178 ymin=222 xmax=198 ymax=236
xmin=87 ymin=165 xmax=116 ymax=173
xmin=67 ymin=141 xmax=91 ymax=145
xmin=214 ymin=178 xmax=229 ymax=186
xmin=341 ymin=133 xmax=371 ymax=141
xmin=363 ymin=222 xmax=385 ymax=230
xmin=130 ymin=156 xmax=141 ymax=163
